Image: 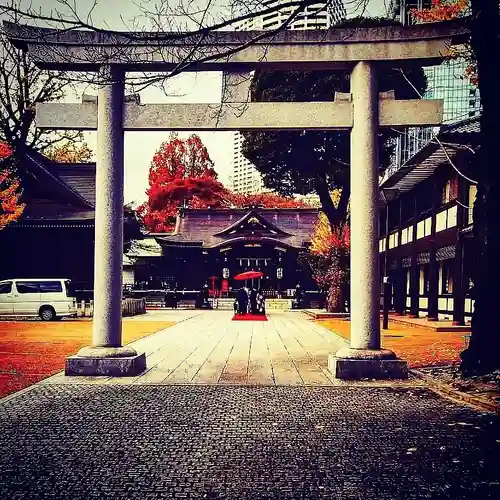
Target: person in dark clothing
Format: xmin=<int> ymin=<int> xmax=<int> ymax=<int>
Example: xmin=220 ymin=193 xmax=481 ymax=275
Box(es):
xmin=256 ymin=289 xmax=266 ymax=315
xmin=172 ymin=288 xmax=178 ymax=309
xmin=250 ymin=288 xmax=258 ymax=314
xmin=237 ymin=287 xmax=248 ymax=315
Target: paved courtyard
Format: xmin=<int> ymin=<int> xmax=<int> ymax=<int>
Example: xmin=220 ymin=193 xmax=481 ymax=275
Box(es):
xmin=1 ymin=384 xmax=499 ymax=499
xmin=2 ymin=311 xmax=499 ymax=499
xmin=42 ymin=311 xmax=353 ymax=387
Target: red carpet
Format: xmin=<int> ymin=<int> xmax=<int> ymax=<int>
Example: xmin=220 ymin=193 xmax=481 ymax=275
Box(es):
xmin=232 ymin=314 xmax=268 ymax=321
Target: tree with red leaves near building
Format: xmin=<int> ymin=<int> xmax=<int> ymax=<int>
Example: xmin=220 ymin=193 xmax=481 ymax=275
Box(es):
xmin=139 ymin=134 xmax=313 ymax=232
xmin=138 ymin=133 xmax=221 ymax=232
xmin=411 ymin=1 xmax=477 ymax=85
xmin=0 ymin=143 xmax=25 ymax=230
xmin=226 ymin=192 xmax=310 ymax=209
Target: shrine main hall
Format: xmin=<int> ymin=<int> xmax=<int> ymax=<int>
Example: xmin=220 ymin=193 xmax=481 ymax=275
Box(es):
xmin=130 ymin=207 xmax=319 ymax=297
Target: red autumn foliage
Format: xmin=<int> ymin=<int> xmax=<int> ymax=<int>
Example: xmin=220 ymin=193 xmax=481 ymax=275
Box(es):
xmin=0 ymin=143 xmax=25 ymax=230
xmin=226 ymin=192 xmax=310 ymax=209
xmin=304 ymin=215 xmax=350 ymax=312
xmin=138 ymin=133 xmax=220 ymax=232
xmin=411 ymin=0 xmax=468 ymax=21
xmin=138 ymin=134 xmax=313 ymax=232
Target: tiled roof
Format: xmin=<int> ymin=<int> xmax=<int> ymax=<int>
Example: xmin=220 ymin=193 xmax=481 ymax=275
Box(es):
xmin=381 ymin=116 xmax=480 ymax=193
xmin=126 ymin=238 xmax=163 ymax=257
xmin=12 ymin=148 xmax=96 ymax=224
xmin=47 ymin=163 xmax=96 ymax=207
xmin=157 ymin=208 xmax=318 ymax=249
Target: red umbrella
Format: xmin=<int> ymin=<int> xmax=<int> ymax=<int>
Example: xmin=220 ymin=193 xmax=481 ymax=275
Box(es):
xmin=234 ymin=271 xmax=263 ymax=281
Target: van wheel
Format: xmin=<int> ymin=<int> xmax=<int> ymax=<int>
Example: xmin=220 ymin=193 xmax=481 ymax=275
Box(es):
xmin=39 ymin=306 xmax=56 ymax=321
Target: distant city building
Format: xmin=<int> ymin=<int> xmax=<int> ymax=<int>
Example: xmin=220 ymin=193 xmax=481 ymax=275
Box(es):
xmin=388 ymin=0 xmax=481 ymax=175
xmin=231 ymin=132 xmax=266 ymax=194
xmin=233 ymin=0 xmax=346 ymax=30
xmin=231 ymin=0 xmax=347 ymax=194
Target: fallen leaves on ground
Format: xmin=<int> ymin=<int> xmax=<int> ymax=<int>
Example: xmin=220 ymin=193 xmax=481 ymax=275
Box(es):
xmin=317 ymin=319 xmax=466 ymax=368
xmin=0 ymin=320 xmax=175 ymax=397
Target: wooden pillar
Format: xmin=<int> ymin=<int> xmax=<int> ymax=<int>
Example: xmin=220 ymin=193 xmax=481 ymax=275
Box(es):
xmin=409 ymin=193 xmax=419 ymax=318
xmin=395 ymin=196 xmax=405 ymax=315
xmin=428 ymin=177 xmax=439 ymax=320
xmin=453 ymin=177 xmax=466 ymax=325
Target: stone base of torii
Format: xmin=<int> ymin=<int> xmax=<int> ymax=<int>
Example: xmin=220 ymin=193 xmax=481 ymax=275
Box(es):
xmin=3 ymin=20 xmax=466 ymax=379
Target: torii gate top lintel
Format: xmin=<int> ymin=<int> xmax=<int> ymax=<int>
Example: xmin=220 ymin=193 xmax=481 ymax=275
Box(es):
xmin=3 ymin=19 xmax=469 ymax=72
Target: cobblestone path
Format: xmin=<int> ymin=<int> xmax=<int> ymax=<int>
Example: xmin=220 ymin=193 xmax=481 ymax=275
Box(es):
xmin=1 ymin=384 xmax=499 ymax=499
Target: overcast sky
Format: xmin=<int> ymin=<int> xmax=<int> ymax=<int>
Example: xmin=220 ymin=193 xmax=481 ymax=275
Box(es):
xmin=13 ymin=0 xmax=391 ymax=205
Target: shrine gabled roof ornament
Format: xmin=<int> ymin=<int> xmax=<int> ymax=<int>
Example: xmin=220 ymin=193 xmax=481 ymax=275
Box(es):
xmin=214 ymin=210 xmax=291 ymax=238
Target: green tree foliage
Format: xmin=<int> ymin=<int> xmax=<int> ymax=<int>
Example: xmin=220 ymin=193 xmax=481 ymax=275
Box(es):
xmin=242 ymin=17 xmax=427 ymax=229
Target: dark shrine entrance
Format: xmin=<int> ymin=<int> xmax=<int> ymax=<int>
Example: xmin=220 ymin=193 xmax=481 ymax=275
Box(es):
xmin=143 ymin=207 xmax=319 ymax=298
xmin=211 ymin=240 xmax=310 ymax=298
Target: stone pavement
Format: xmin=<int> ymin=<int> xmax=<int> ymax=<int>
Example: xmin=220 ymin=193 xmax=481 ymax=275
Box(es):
xmin=42 ymin=311 xmax=358 ymax=387
xmin=1 ymin=384 xmax=500 ymax=499
xmin=1 ymin=311 xmax=500 ymax=499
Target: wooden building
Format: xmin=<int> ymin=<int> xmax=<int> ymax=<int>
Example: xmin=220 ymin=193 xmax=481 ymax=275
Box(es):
xmin=0 ymin=148 xmax=140 ymax=294
xmin=135 ymin=208 xmax=319 ymax=297
xmin=379 ymin=117 xmax=479 ymax=325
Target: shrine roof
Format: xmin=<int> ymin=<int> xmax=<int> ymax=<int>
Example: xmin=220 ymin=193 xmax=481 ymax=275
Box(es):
xmin=6 ymin=147 xmax=97 ymax=225
xmin=156 ymin=208 xmax=319 ymax=249
xmin=381 ymin=116 xmax=480 ymax=194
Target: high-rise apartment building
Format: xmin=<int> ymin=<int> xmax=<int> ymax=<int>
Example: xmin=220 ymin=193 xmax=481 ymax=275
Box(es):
xmin=231 ymin=0 xmax=347 ymax=194
xmin=233 ymin=0 xmax=346 ymax=30
xmin=388 ymin=0 xmax=481 ymax=175
xmin=231 ymin=132 xmax=266 ymax=194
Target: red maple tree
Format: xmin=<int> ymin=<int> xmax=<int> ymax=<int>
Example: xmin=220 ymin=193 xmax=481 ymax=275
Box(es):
xmin=226 ymin=192 xmax=310 ymax=209
xmin=138 ymin=134 xmax=221 ymax=232
xmin=138 ymin=134 xmax=313 ymax=232
xmin=0 ymin=143 xmax=25 ymax=230
xmin=303 ymin=214 xmax=350 ymax=312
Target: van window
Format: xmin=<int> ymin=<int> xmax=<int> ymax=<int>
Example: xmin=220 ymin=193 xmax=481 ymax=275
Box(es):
xmin=39 ymin=281 xmax=63 ymax=293
xmin=64 ymin=280 xmax=75 ymax=297
xmin=0 ymin=282 xmax=12 ymax=294
xmin=16 ymin=281 xmax=40 ymax=294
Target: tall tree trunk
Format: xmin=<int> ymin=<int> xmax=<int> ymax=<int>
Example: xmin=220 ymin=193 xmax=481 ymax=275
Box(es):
xmin=314 ymin=177 xmax=349 ymax=231
xmin=460 ymin=0 xmax=500 ymax=375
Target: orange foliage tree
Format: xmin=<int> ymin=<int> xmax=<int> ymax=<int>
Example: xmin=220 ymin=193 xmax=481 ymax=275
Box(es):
xmin=226 ymin=192 xmax=311 ymax=209
xmin=0 ymin=143 xmax=25 ymax=230
xmin=303 ymin=213 xmax=350 ymax=312
xmin=411 ymin=0 xmax=477 ymax=85
xmin=45 ymin=141 xmax=93 ymax=163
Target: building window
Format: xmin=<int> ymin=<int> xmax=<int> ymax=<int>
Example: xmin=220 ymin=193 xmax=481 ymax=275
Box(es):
xmin=442 ymin=176 xmax=458 ymax=204
xmin=468 ymin=184 xmax=477 ymax=225
xmin=401 ymin=225 xmax=413 ymax=245
xmin=419 ymin=264 xmax=430 ymax=295
xmin=388 ymin=232 xmax=398 ymax=249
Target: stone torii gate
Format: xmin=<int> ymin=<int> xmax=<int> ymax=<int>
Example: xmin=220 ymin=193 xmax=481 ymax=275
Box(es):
xmin=4 ymin=20 xmax=467 ymax=379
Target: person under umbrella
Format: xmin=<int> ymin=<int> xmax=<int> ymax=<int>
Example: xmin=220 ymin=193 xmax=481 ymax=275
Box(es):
xmin=256 ymin=289 xmax=266 ymax=315
xmin=249 ymin=288 xmax=258 ymax=314
xmin=237 ymin=287 xmax=248 ymax=315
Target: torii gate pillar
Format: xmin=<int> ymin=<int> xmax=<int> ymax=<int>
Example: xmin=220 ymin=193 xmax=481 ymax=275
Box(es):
xmin=66 ymin=65 xmax=146 ymax=376
xmin=328 ymin=61 xmax=407 ymax=379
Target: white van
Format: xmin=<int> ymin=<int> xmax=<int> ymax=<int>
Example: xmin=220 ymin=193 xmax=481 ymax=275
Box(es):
xmin=0 ymin=279 xmax=77 ymax=320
